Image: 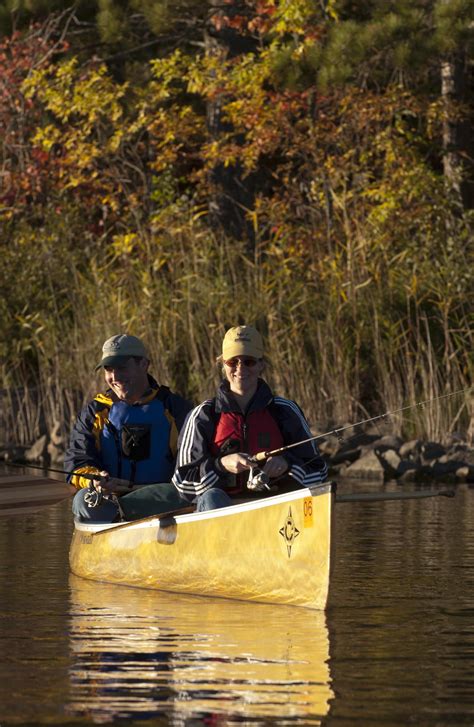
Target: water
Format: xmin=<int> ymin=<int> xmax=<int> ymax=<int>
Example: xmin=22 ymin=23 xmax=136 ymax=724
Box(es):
xmin=0 ymin=476 xmax=473 ymax=726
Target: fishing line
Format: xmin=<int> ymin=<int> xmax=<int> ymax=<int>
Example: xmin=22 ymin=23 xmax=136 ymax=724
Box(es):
xmin=250 ymin=387 xmax=471 ymax=463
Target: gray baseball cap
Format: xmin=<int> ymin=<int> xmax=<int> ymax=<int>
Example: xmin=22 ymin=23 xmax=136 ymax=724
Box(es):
xmin=95 ymin=334 xmax=148 ymax=371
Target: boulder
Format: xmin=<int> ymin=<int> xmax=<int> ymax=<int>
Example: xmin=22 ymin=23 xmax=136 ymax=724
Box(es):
xmin=379 ymin=448 xmax=401 ymax=474
xmin=328 ymin=461 xmax=350 ymax=476
xmin=399 ymin=440 xmax=422 ymax=458
xmin=448 ymin=448 xmax=474 ymax=466
xmin=318 ymin=438 xmax=340 ymax=456
xmin=329 ymin=431 xmax=380 ymax=463
xmin=445 ymin=432 xmax=469 ymax=447
xmin=50 ymin=420 xmax=65 ymax=447
xmin=430 ymin=459 xmax=471 ymax=480
xmin=455 ymin=466 xmax=470 ymax=481
xmin=397 ymin=463 xmax=419 ymax=482
xmin=47 ymin=419 xmax=66 ymax=464
xmin=330 ymin=447 xmax=362 ymax=466
xmin=344 ymin=450 xmax=385 ymax=481
xmin=421 ymin=441 xmax=446 ymax=462
xmin=340 ymin=432 xmax=380 ymax=449
xmin=0 ymin=444 xmax=27 ymax=462
xmin=372 ymin=434 xmax=404 ymax=451
xmin=24 ymin=434 xmax=49 ymax=464
xmin=47 ymin=441 xmax=64 ymax=465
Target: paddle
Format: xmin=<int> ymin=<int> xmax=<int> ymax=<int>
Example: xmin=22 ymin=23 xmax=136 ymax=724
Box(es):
xmin=0 ymin=474 xmax=77 ymax=516
xmin=335 ymin=489 xmax=455 ymax=503
xmin=0 ymin=462 xmax=151 ymax=518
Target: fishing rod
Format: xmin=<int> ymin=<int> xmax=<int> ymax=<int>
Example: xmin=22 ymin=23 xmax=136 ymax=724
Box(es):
xmin=250 ymin=387 xmax=471 ymax=463
xmin=7 ymin=461 xmax=134 ymax=490
xmin=7 ymin=461 xmax=147 ymax=508
xmin=8 ymin=461 xmax=94 ymax=480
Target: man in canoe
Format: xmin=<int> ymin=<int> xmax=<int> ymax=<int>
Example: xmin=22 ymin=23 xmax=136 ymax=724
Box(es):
xmin=172 ymin=325 xmax=328 ymax=511
xmin=65 ymin=334 xmax=192 ymax=522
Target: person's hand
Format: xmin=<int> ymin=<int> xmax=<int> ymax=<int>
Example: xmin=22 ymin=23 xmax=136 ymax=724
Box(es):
xmin=262 ymin=456 xmax=288 ymax=479
xmin=91 ymin=471 xmax=112 ymax=493
xmin=219 ymin=453 xmax=252 ymax=474
xmin=92 ymin=471 xmax=131 ymax=494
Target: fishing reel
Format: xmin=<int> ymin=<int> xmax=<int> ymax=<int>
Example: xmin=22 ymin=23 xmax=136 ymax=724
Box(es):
xmin=247 ymin=466 xmax=271 ymax=492
xmin=84 ymin=483 xmax=103 ymax=508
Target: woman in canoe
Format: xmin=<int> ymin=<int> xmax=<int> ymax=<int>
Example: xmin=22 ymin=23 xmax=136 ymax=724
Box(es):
xmin=172 ymin=325 xmax=328 ymax=511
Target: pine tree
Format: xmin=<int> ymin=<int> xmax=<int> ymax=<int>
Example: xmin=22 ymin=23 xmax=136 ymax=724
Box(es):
xmin=317 ymin=0 xmax=474 ymax=209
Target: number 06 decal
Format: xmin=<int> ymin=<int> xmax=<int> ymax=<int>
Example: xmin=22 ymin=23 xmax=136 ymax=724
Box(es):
xmin=303 ymin=497 xmax=313 ymax=528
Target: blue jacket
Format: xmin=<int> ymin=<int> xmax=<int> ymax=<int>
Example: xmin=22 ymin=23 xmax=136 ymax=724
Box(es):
xmin=65 ymin=376 xmax=192 ymax=488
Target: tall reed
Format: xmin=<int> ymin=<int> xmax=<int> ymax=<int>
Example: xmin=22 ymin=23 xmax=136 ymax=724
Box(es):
xmin=2 ymin=207 xmax=471 ymax=447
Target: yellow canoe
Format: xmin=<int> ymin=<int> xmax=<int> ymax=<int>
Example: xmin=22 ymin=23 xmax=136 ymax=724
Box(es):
xmin=69 ymin=483 xmax=334 ymax=610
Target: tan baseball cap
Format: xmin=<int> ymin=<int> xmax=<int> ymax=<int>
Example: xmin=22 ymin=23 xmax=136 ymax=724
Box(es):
xmin=222 ymin=325 xmax=264 ymax=360
xmin=95 ymin=334 xmax=148 ymax=370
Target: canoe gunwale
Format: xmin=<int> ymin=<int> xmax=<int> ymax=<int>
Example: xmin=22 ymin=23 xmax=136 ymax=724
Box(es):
xmin=73 ymin=483 xmax=335 ymax=536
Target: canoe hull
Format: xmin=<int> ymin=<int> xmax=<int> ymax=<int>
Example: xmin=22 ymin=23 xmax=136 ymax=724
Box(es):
xmin=69 ymin=484 xmax=334 ymax=610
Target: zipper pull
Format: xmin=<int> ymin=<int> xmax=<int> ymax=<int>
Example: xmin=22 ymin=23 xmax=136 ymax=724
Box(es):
xmin=242 ymin=422 xmax=247 ymax=448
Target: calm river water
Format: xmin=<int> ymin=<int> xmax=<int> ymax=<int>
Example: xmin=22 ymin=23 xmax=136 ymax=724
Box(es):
xmin=0 ymin=474 xmax=473 ymax=726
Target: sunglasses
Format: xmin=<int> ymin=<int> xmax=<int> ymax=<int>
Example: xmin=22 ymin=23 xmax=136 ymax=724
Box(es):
xmin=224 ymin=357 xmax=259 ymax=368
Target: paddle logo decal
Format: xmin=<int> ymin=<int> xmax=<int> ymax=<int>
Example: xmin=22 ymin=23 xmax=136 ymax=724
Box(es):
xmin=279 ymin=506 xmax=300 ymax=558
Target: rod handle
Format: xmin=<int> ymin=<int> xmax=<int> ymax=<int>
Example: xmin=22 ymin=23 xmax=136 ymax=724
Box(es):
xmin=251 ymin=451 xmax=269 ymax=463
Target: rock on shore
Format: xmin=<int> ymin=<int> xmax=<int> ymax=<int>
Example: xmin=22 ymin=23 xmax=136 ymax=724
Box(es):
xmin=319 ymin=431 xmax=474 ymax=483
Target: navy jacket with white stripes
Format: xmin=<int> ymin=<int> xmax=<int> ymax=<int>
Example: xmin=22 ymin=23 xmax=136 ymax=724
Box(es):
xmin=172 ymin=379 xmax=328 ymax=501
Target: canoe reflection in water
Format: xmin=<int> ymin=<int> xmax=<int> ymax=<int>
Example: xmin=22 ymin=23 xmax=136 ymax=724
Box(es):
xmin=66 ymin=575 xmax=333 ymax=723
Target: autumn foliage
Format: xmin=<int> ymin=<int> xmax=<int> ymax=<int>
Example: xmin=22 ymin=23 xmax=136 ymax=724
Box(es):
xmin=0 ymin=3 xmax=472 ymax=443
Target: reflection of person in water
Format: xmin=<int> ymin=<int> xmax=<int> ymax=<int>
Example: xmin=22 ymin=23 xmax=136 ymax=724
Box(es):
xmin=67 ymin=575 xmax=333 ymax=723
xmin=67 ymin=575 xmax=176 ymax=723
xmin=65 ymin=333 xmax=192 ymax=522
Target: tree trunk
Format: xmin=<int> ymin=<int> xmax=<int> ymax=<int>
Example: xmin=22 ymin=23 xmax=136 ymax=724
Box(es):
xmin=204 ymin=1 xmax=258 ymax=242
xmin=441 ymin=54 xmax=474 ymax=211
